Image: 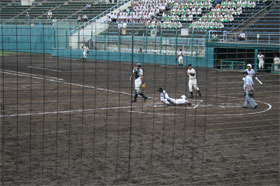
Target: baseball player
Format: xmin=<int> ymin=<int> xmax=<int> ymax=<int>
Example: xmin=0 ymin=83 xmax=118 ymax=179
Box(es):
xmin=186 ymin=64 xmax=201 ymax=98
xmin=82 ymin=44 xmax=89 ymax=62
xmin=257 ymin=52 xmax=265 ymax=72
xmin=177 ymin=49 xmax=184 ymax=67
xmin=129 ymin=63 xmax=148 ymax=102
xmin=245 ymin=64 xmax=255 ymax=78
xmin=273 ymin=54 xmax=280 ymax=72
xmin=158 ymin=88 xmax=191 ymax=106
xmin=242 ymin=71 xmax=258 ymax=109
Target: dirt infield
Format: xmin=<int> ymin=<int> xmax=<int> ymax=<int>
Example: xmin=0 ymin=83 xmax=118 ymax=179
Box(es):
xmin=0 ymin=53 xmax=279 ymax=185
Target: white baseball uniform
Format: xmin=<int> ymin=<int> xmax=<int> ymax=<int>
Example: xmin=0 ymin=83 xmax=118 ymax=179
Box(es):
xmin=177 ymin=51 xmax=183 ymax=65
xmin=82 ymin=46 xmax=89 ymax=59
xmin=160 ymin=89 xmax=189 ymax=105
xmin=167 ymin=97 xmax=189 ymax=105
xmin=132 ymin=67 xmax=143 ymax=93
xmin=273 ymin=57 xmax=280 ymax=71
xmin=257 ymin=54 xmax=264 ymax=70
xmin=160 ymin=90 xmax=170 ymax=104
xmin=187 ymin=68 xmax=200 ymax=92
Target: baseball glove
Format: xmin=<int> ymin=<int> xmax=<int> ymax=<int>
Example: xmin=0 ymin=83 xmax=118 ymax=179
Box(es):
xmin=141 ymin=82 xmax=146 ymax=89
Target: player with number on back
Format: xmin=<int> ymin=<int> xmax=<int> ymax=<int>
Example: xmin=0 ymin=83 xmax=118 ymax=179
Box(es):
xmin=130 ymin=63 xmax=148 ymax=103
xmin=186 ymin=64 xmax=201 ymax=98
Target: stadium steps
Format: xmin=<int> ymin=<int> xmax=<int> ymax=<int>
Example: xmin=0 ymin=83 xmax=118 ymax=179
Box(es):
xmin=229 ymin=1 xmax=275 ymax=33
xmin=69 ymin=0 xmax=131 ymax=49
xmin=67 ymin=3 xmax=117 ymax=20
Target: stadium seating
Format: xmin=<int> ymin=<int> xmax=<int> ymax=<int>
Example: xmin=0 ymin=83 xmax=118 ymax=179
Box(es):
xmin=0 ymin=0 xmax=116 ymax=23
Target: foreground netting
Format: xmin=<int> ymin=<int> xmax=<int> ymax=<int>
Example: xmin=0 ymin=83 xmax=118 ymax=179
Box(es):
xmin=0 ymin=21 xmax=279 ymax=185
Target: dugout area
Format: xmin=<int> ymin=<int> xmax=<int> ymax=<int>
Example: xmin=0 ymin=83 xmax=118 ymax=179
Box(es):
xmin=0 ymin=52 xmax=279 ymax=185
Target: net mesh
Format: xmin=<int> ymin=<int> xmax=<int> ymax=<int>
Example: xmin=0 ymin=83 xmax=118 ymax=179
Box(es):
xmin=0 ymin=20 xmax=279 ymax=185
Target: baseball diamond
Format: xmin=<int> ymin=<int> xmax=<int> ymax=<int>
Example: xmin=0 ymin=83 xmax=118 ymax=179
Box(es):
xmin=0 ymin=0 xmax=280 ymax=185
xmin=0 ymin=52 xmax=279 ymax=185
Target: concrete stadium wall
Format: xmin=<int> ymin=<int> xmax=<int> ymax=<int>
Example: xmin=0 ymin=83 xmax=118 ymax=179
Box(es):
xmin=0 ymin=25 xmax=55 ymax=54
xmin=0 ymin=24 xmax=214 ymax=68
xmin=51 ymin=48 xmax=214 ymax=68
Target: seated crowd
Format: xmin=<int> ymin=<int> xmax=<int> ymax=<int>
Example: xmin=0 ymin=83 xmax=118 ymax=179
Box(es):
xmin=106 ymin=0 xmax=263 ymax=30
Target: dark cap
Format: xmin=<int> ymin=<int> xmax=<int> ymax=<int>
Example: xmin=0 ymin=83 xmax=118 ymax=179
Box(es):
xmin=187 ymin=64 xmax=192 ymax=66
xmin=243 ymin=71 xmax=248 ymax=75
xmin=158 ymin=87 xmax=163 ymax=92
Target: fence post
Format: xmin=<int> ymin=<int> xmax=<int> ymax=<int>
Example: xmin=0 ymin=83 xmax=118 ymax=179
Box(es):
xmin=66 ymin=30 xmax=68 ymax=49
xmin=104 ymin=32 xmax=107 ymax=51
xmin=160 ymin=27 xmax=162 ymax=55
xmin=78 ymin=29 xmax=80 ymax=49
xmin=191 ymin=28 xmax=194 ymax=57
xmin=145 ymin=26 xmax=148 ymax=53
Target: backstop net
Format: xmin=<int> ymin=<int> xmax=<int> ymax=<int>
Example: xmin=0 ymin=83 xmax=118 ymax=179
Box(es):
xmin=0 ymin=20 xmax=279 ymax=185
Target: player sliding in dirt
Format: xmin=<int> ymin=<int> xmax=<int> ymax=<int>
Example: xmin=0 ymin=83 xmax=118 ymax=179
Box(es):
xmin=158 ymin=88 xmax=192 ymax=106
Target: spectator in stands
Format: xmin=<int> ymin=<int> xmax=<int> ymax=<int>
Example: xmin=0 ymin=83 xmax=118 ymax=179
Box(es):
xmin=77 ymin=15 xmax=82 ymax=23
xmin=122 ymin=21 xmax=127 ymax=35
xmin=52 ymin=17 xmax=57 ymax=26
xmin=273 ymin=54 xmax=280 ymax=72
xmin=25 ymin=12 xmax=30 ymax=21
xmin=82 ymin=14 xmax=88 ymax=22
xmin=117 ymin=21 xmax=123 ymax=32
xmin=106 ymin=15 xmax=112 ymax=23
xmin=239 ymin=31 xmax=246 ymax=41
xmin=47 ymin=10 xmax=53 ymax=19
xmin=87 ymin=3 xmax=91 ymax=9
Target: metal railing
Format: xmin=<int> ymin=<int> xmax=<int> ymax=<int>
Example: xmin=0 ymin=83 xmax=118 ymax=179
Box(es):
xmin=0 ymin=18 xmax=79 ymax=27
xmin=70 ymin=0 xmax=130 ymax=35
xmin=221 ymin=32 xmax=280 ymax=44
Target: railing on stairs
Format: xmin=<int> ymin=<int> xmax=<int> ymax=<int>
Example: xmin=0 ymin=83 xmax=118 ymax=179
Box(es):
xmin=70 ymin=0 xmax=130 ymax=35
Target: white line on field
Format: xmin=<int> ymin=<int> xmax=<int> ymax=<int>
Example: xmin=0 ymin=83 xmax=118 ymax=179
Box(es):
xmin=28 ymin=66 xmax=62 ymax=72
xmin=64 ymin=82 xmax=132 ymax=96
xmin=0 ymin=69 xmax=63 ymax=82
xmin=127 ymin=110 xmax=178 ymax=116
xmin=0 ymin=106 xmax=136 ymax=118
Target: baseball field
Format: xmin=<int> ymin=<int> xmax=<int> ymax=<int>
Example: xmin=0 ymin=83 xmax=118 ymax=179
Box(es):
xmin=0 ymin=52 xmax=279 ymax=185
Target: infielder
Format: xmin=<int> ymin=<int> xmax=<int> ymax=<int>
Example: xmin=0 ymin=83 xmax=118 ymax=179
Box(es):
xmin=158 ymin=88 xmax=191 ymax=106
xmin=82 ymin=44 xmax=89 ymax=62
xmin=177 ymin=49 xmax=184 ymax=67
xmin=129 ymin=63 xmax=148 ymax=102
xmin=186 ymin=64 xmax=201 ymax=98
xmin=242 ymin=71 xmax=258 ymax=109
xmin=257 ymin=52 xmax=265 ymax=71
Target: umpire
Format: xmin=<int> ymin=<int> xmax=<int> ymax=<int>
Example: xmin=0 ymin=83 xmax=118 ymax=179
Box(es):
xmin=242 ymin=71 xmax=258 ymax=109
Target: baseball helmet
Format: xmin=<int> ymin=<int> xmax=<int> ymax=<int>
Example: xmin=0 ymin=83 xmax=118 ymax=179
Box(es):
xmin=247 ymin=64 xmax=252 ymax=68
xmin=136 ymin=63 xmax=141 ymax=67
xmin=158 ymin=87 xmax=163 ymax=92
xmin=181 ymin=95 xmax=186 ymax=100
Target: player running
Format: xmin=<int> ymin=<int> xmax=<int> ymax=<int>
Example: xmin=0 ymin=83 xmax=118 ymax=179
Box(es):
xmin=158 ymin=88 xmax=192 ymax=106
xmin=186 ymin=64 xmax=201 ymax=98
xmin=130 ymin=63 xmax=148 ymax=103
